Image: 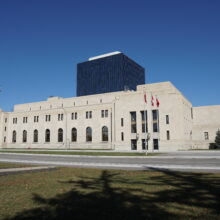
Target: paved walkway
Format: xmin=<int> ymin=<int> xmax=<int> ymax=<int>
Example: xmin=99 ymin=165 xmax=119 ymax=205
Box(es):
xmin=0 ymin=166 xmax=56 ymax=176
xmin=1 ymin=151 xmax=220 ymax=172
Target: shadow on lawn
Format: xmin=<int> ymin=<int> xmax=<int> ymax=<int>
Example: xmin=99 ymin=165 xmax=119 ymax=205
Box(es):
xmin=5 ymin=169 xmax=220 ymax=220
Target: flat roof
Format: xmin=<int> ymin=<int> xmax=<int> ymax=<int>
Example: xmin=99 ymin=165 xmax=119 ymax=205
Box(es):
xmin=88 ymin=51 xmax=121 ymax=61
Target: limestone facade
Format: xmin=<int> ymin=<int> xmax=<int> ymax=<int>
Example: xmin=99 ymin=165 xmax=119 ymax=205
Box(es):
xmin=0 ymin=81 xmax=219 ymax=151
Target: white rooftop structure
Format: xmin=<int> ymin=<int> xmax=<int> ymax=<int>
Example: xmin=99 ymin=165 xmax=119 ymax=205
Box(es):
xmin=88 ymin=51 xmax=121 ymax=61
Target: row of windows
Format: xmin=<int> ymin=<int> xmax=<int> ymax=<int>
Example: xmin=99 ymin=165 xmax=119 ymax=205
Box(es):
xmin=130 ymin=110 xmax=160 ymax=133
xmin=12 ymin=110 xmax=109 ymax=124
xmin=131 ymin=139 xmax=159 ymax=150
xmin=11 ymin=126 xmax=109 ymax=143
xmin=121 ymin=114 xmax=169 ymax=129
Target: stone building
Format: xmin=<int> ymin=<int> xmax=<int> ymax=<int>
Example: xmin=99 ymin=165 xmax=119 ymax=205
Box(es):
xmin=0 ymin=81 xmax=219 ymax=151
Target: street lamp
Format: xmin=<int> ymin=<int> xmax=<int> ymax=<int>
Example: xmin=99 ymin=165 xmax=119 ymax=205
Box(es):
xmin=145 ymin=132 xmax=151 ymax=155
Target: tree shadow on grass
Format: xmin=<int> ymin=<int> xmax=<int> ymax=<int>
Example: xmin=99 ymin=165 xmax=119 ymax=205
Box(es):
xmin=147 ymin=168 xmax=220 ymax=217
xmin=4 ymin=169 xmax=220 ymax=220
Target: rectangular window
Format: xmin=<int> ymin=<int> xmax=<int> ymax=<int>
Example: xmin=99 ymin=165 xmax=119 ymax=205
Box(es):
xmin=58 ymin=114 xmax=63 ymax=121
xmin=13 ymin=118 xmax=17 ymax=124
xmin=4 ymin=137 xmax=6 ymax=143
xmin=121 ymin=132 xmax=124 ymax=141
xmin=153 ymin=122 xmax=158 ymax=132
xmin=130 ymin=112 xmax=137 ymax=133
xmin=152 ymin=110 xmax=159 ymax=132
xmin=34 ymin=116 xmax=39 ymax=122
xmin=152 ymin=110 xmax=158 ymax=121
xmin=167 ymin=130 xmax=170 ymax=140
xmin=86 ymin=111 xmax=92 ymax=119
xmin=23 ymin=117 xmax=28 ymax=123
xmin=101 ymin=110 xmax=104 ymax=118
xmin=46 ymin=115 xmax=50 ymax=122
xmin=142 ymin=139 xmax=148 ymax=150
xmin=121 ymin=118 xmax=124 ymax=127
xmin=5 ymin=127 xmax=6 ymax=131
xmin=72 ymin=112 xmax=77 ymax=120
xmin=131 ymin=139 xmax=137 ymax=150
xmin=105 ymin=110 xmax=108 ymax=117
xmin=141 ymin=111 xmax=148 ymax=133
xmin=5 ymin=118 xmax=7 ymax=123
xmin=204 ymin=132 xmax=209 ymax=140
xmin=166 ymin=115 xmax=169 ymax=124
xmin=153 ymin=139 xmax=159 ymax=150
xmin=101 ymin=110 xmax=108 ymax=118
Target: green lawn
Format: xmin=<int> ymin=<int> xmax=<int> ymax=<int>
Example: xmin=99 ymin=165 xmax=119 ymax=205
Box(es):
xmin=0 ymin=150 xmax=156 ymax=157
xmin=0 ymin=167 xmax=220 ymax=219
xmin=0 ymin=162 xmax=32 ymax=169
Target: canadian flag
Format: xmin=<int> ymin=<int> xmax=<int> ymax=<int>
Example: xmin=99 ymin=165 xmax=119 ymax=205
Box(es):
xmin=156 ymin=97 xmax=160 ymax=107
xmin=151 ymin=95 xmax=154 ymax=106
xmin=144 ymin=93 xmax=147 ymax=103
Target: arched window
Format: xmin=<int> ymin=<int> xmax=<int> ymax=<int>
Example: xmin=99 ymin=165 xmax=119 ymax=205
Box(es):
xmin=86 ymin=127 xmax=92 ymax=142
xmin=45 ymin=129 xmax=50 ymax=142
xmin=102 ymin=126 xmax=108 ymax=142
xmin=23 ymin=130 xmax=27 ymax=143
xmin=58 ymin=128 xmax=63 ymax=142
xmin=33 ymin=129 xmax=38 ymax=143
xmin=72 ymin=128 xmax=77 ymax=142
xmin=12 ymin=130 xmax=16 ymax=143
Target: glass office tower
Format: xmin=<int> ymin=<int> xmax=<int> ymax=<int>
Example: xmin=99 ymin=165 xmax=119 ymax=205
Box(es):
xmin=77 ymin=52 xmax=145 ymax=96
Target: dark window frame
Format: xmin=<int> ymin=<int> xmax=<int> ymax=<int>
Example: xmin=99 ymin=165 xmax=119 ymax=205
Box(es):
xmin=45 ymin=129 xmax=50 ymax=142
xmin=72 ymin=128 xmax=77 ymax=142
xmin=86 ymin=127 xmax=92 ymax=142
xmin=58 ymin=128 xmax=63 ymax=142
xmin=102 ymin=126 xmax=108 ymax=142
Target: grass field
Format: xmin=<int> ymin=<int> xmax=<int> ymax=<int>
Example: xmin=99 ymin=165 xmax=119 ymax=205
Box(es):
xmin=0 ymin=162 xmax=33 ymax=169
xmin=0 ymin=166 xmax=220 ymax=219
xmin=0 ymin=150 xmax=155 ymax=157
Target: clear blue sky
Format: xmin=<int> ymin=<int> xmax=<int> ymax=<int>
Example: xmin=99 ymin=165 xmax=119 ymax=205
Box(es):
xmin=0 ymin=0 xmax=219 ymax=111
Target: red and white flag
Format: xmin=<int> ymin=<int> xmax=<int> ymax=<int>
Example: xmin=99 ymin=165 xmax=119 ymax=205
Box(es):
xmin=151 ymin=95 xmax=154 ymax=106
xmin=156 ymin=97 xmax=160 ymax=107
xmin=144 ymin=93 xmax=147 ymax=103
